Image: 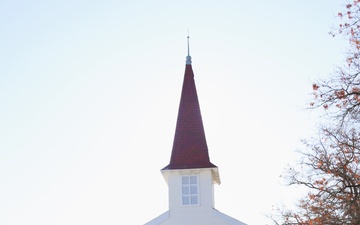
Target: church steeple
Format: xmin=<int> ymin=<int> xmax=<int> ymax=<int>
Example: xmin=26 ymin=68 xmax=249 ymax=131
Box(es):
xmin=144 ymin=38 xmax=247 ymax=225
xmin=162 ymin=36 xmax=217 ymax=172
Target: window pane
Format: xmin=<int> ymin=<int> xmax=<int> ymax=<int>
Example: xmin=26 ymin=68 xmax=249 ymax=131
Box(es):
xmin=182 ymin=186 xmax=189 ymax=195
xmin=190 ymin=185 xmax=197 ymax=194
xmin=190 ymin=176 xmax=197 ymax=184
xmin=190 ymin=196 xmax=198 ymax=205
xmin=182 ymin=196 xmax=190 ymax=205
xmin=182 ymin=176 xmax=189 ymax=185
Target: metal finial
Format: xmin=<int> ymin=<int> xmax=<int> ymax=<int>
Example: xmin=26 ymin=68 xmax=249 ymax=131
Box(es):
xmin=187 ymin=35 xmax=190 ymax=56
xmin=186 ymin=32 xmax=192 ymax=65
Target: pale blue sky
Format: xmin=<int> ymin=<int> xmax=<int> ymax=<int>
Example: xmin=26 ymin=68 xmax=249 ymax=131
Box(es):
xmin=0 ymin=1 xmax=347 ymax=224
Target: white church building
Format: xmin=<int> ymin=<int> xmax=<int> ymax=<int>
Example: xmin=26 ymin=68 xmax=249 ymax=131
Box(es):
xmin=144 ymin=38 xmax=247 ymax=225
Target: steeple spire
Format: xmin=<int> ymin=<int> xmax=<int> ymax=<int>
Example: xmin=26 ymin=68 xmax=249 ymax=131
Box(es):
xmin=186 ymin=35 xmax=192 ymax=65
xmin=162 ymin=37 xmax=217 ymax=172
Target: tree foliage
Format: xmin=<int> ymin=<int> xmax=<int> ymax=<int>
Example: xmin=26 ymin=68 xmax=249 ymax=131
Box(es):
xmin=272 ymin=1 xmax=360 ymax=225
xmin=277 ymin=127 xmax=360 ymax=225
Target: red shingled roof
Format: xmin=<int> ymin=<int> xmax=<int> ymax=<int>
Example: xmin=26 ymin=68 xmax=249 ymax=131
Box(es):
xmin=162 ymin=64 xmax=217 ymax=170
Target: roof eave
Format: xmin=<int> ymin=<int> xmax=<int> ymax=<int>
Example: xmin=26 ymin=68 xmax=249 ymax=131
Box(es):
xmin=161 ymin=167 xmax=221 ymax=185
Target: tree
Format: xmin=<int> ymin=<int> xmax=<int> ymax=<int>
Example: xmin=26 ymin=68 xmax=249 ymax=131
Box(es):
xmin=271 ymin=1 xmax=360 ymax=224
xmin=274 ymin=126 xmax=360 ymax=225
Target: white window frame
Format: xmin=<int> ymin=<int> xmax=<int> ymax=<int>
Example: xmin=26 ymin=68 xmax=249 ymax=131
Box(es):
xmin=181 ymin=175 xmax=199 ymax=206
